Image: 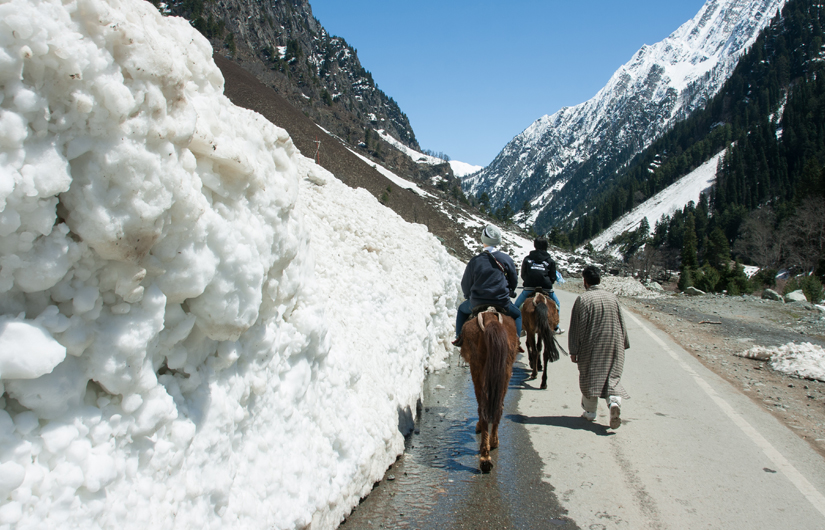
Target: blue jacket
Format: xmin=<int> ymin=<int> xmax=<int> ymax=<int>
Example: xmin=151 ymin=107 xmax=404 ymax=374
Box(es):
xmin=461 ymin=249 xmax=518 ymax=309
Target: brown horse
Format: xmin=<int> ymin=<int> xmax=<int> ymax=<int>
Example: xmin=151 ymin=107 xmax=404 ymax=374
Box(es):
xmin=521 ymin=291 xmax=561 ymax=389
xmin=459 ymin=307 xmax=519 ymax=473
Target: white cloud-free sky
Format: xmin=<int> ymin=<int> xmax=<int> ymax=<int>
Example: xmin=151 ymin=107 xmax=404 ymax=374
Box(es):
xmin=309 ymin=0 xmax=706 ymax=167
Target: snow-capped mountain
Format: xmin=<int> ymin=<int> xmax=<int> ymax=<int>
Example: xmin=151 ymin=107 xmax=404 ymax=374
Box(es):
xmin=463 ymin=0 xmax=787 ymax=234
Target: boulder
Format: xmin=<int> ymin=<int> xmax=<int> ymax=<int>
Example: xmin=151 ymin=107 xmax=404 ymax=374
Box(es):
xmin=684 ymin=286 xmax=705 ymax=296
xmin=784 ymin=289 xmax=808 ymax=303
xmin=645 ymin=281 xmax=664 ymax=291
xmin=761 ymin=289 xmax=784 ymax=302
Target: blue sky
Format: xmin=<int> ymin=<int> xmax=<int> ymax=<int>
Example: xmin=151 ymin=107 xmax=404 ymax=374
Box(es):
xmin=309 ymin=1 xmax=707 ymax=167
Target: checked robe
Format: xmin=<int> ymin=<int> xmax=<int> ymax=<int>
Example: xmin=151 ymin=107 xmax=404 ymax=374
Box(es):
xmin=568 ymin=285 xmax=631 ymax=399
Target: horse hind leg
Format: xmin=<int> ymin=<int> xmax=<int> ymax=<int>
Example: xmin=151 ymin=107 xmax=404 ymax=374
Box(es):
xmin=526 ymin=334 xmax=538 ymax=380
xmin=490 ymin=421 xmax=500 ymax=450
xmin=540 ymin=340 xmax=557 ymax=390
xmin=479 ymin=420 xmax=493 ymax=473
xmin=540 ymin=350 xmax=549 ymax=389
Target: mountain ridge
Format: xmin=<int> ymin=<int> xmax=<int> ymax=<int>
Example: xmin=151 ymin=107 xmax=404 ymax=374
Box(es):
xmin=463 ymin=0 xmax=787 ymax=235
xmin=158 ymin=0 xmax=454 ymax=184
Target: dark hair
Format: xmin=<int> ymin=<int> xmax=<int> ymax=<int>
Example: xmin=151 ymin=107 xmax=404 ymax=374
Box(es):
xmin=582 ymin=265 xmax=601 ymax=285
xmin=534 ymin=238 xmax=548 ymax=251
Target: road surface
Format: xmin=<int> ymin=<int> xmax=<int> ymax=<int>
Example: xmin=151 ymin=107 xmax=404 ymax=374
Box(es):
xmin=521 ymin=288 xmax=825 ymax=529
xmin=341 ymin=288 xmax=825 ymax=529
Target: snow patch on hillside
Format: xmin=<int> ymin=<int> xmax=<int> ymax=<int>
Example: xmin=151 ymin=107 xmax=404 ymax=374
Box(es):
xmin=589 ymin=150 xmax=725 ymax=253
xmin=375 ymin=130 xmax=481 ymax=177
xmin=449 ymin=160 xmax=483 ymax=178
xmin=376 ymin=129 xmax=442 ymax=164
xmin=737 ymin=342 xmax=825 ymax=382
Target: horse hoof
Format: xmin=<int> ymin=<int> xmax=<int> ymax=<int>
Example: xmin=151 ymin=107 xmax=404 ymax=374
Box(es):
xmin=480 ymin=458 xmax=493 ymax=473
xmin=527 ymin=374 xmax=537 ymax=381
xmin=540 ymin=383 xmax=547 ymax=390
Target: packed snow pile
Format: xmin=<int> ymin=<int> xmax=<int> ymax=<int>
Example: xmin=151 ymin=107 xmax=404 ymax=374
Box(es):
xmin=0 ymin=1 xmax=462 ymax=528
xmin=598 ymin=276 xmax=664 ymax=299
xmin=736 ymin=343 xmax=825 ymax=382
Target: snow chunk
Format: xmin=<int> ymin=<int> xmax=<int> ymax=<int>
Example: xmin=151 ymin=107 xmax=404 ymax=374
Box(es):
xmin=737 ymin=342 xmax=825 ymax=382
xmin=0 ymin=317 xmax=66 ymax=380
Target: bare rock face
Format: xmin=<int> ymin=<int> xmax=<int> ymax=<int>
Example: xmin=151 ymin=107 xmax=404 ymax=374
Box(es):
xmin=685 ymin=286 xmax=706 ymax=296
xmin=161 ymin=0 xmax=422 ymax=171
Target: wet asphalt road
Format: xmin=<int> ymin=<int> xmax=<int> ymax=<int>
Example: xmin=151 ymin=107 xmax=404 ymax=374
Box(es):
xmin=339 ymin=351 xmax=578 ymax=530
xmin=340 ymin=287 xmax=825 ymax=529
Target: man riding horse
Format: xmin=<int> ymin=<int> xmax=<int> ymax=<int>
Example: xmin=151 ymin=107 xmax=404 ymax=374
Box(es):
xmin=515 ymin=237 xmax=563 ymax=334
xmin=453 ymin=225 xmax=522 ymax=347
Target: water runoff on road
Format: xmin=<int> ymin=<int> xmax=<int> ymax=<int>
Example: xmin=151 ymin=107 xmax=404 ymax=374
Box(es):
xmin=339 ymin=351 xmax=578 ymax=529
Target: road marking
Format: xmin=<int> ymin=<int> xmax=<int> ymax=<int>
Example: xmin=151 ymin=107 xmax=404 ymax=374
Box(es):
xmin=625 ymin=310 xmax=825 ymax=519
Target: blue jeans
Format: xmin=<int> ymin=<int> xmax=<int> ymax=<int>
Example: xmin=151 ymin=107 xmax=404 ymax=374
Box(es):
xmin=515 ymin=288 xmax=560 ymax=311
xmin=456 ymin=300 xmax=521 ymax=338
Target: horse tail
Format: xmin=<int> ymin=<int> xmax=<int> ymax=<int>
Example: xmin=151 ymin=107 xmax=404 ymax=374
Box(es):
xmin=535 ymin=300 xmax=558 ymax=363
xmin=482 ymin=317 xmax=510 ymax=426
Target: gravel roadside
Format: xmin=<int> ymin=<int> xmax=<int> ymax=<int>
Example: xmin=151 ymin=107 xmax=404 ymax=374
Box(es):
xmin=562 ymin=276 xmax=825 ymax=458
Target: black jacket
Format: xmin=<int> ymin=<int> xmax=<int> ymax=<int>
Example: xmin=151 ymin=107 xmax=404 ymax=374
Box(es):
xmin=521 ymin=250 xmax=556 ymax=290
xmin=461 ymin=250 xmax=518 ymax=308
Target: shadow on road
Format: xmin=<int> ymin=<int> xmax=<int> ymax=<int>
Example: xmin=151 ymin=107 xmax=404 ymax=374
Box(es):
xmin=506 ymin=413 xmax=615 ymax=437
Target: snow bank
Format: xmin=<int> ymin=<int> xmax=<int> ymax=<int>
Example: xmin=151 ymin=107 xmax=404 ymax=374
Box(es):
xmin=0 ymin=1 xmax=462 ymax=528
xmin=737 ymin=343 xmax=825 ymax=382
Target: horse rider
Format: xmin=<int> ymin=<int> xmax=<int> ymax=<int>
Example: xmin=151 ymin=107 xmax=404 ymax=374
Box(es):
xmin=515 ymin=237 xmax=563 ymax=334
xmin=452 ymin=224 xmax=522 ymax=347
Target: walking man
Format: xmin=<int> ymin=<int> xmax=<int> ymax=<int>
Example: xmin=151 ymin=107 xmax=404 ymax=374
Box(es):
xmin=568 ymin=265 xmax=630 ymax=429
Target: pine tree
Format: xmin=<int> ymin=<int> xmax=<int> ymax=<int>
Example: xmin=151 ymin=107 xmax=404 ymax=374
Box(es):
xmin=678 ymin=213 xmax=699 ymax=290
xmin=705 ymin=227 xmax=731 ymax=270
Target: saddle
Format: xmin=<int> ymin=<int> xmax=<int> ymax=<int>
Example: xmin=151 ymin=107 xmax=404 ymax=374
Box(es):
xmin=470 ymin=306 xmax=509 ymax=332
xmin=470 ymin=305 xmax=508 ymax=319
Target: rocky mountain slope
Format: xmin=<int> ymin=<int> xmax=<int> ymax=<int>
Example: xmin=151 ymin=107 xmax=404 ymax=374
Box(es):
xmin=159 ymin=0 xmax=453 ymax=184
xmin=214 ymin=56 xmax=532 ymax=262
xmin=463 ymin=0 xmax=786 ymax=235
